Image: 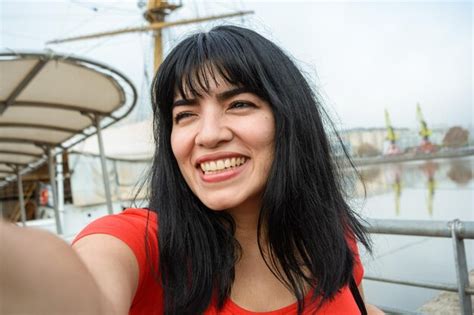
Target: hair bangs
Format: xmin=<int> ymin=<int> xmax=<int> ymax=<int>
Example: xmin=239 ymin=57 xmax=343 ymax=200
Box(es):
xmin=171 ymin=30 xmax=264 ymax=102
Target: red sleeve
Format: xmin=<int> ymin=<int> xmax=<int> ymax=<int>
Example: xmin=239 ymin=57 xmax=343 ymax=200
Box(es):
xmin=347 ymin=236 xmax=364 ymax=285
xmin=72 ymin=208 xmax=158 ymax=296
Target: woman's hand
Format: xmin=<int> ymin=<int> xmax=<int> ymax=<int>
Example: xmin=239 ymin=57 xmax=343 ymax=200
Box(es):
xmin=367 ymin=303 xmax=386 ymax=315
xmin=359 ymin=283 xmax=385 ymax=314
xmin=0 ymin=220 xmax=108 ymax=314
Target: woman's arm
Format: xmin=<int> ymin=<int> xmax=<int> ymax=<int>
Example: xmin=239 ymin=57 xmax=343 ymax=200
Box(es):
xmin=0 ymin=220 xmax=138 ymax=314
xmin=73 ymin=233 xmax=140 ymax=314
xmin=0 ymin=221 xmax=107 ymax=314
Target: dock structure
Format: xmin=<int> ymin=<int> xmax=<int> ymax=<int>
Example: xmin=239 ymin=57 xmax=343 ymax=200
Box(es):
xmin=352 ymin=146 xmax=474 ymax=167
xmin=418 ymin=270 xmax=474 ymax=315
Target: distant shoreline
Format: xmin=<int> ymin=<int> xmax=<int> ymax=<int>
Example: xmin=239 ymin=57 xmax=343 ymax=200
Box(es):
xmin=353 ymin=147 xmax=474 ymax=167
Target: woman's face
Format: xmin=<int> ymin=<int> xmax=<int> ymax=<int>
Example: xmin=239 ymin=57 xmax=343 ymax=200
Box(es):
xmin=171 ymin=76 xmax=275 ymax=213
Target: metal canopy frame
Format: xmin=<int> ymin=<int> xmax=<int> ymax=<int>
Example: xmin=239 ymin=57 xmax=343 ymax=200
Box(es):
xmin=0 ymin=51 xmax=138 ymax=233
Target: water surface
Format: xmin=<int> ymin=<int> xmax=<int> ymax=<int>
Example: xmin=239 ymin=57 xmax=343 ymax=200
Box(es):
xmin=356 ymin=156 xmax=473 ymax=311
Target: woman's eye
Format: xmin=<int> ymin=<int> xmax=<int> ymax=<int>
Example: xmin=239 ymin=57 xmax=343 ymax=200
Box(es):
xmin=174 ymin=112 xmax=194 ymax=123
xmin=229 ymin=101 xmax=254 ymax=110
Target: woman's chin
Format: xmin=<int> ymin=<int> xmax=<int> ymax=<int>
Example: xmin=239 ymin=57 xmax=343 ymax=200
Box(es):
xmin=199 ymin=196 xmax=240 ymax=212
xmin=202 ymin=201 xmax=232 ymax=211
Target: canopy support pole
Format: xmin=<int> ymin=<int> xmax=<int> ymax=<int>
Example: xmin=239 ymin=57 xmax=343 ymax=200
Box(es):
xmin=93 ymin=115 xmax=113 ymax=214
xmin=47 ymin=148 xmax=62 ymax=234
xmin=16 ymin=167 xmax=27 ymax=227
xmin=55 ymin=152 xmax=64 ymax=223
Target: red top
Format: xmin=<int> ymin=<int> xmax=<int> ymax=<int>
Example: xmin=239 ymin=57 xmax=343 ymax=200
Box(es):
xmin=73 ymin=208 xmax=364 ymax=314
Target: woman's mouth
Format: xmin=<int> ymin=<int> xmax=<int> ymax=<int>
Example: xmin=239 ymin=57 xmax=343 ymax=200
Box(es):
xmin=199 ymin=157 xmax=247 ymax=175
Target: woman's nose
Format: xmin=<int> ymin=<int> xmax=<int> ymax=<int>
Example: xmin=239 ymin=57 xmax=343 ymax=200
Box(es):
xmin=195 ymin=112 xmax=233 ymax=148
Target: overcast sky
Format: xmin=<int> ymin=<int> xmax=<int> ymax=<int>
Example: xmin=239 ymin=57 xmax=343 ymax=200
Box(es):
xmin=1 ymin=0 xmax=472 ymax=130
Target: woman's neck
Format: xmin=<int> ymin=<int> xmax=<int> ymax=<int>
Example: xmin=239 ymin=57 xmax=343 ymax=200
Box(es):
xmin=226 ymin=201 xmax=262 ymax=250
xmin=227 ymin=205 xmax=299 ymax=312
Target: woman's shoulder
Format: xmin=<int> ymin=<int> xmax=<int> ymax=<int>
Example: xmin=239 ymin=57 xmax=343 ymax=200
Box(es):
xmin=345 ymin=233 xmax=364 ymax=285
xmin=73 ymin=208 xmax=158 ymax=258
xmin=116 ymin=207 xmax=158 ymax=223
xmin=115 ymin=208 xmax=158 ymax=231
xmin=73 ymin=207 xmax=158 ymax=259
xmin=74 ymin=208 xmax=157 ymax=238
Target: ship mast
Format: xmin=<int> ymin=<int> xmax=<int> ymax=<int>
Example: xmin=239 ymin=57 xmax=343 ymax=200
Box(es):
xmin=47 ymin=1 xmax=253 ymax=72
xmin=144 ymin=0 xmax=181 ymax=71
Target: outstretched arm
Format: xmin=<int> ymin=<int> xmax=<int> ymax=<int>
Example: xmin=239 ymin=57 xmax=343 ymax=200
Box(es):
xmin=0 ymin=221 xmax=107 ymax=314
xmin=0 ymin=221 xmax=138 ymax=314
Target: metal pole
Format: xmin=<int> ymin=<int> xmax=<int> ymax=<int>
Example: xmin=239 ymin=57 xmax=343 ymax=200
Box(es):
xmin=112 ymin=160 xmax=122 ymax=205
xmin=46 ymin=10 xmax=253 ymax=45
xmin=48 ymin=148 xmax=63 ymax=234
xmin=364 ymin=275 xmax=460 ymax=293
xmin=450 ymin=220 xmax=472 ymax=315
xmin=93 ymin=115 xmax=113 ymax=214
xmin=366 ymin=218 xmax=474 ymax=239
xmin=55 ymin=152 xmax=64 ymax=223
xmin=16 ymin=167 xmax=26 ymax=227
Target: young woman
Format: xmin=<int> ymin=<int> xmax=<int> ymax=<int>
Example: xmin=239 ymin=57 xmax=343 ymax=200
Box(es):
xmin=1 ymin=25 xmax=382 ymax=314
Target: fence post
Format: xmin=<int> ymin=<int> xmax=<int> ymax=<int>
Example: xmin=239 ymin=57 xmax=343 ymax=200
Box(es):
xmin=450 ymin=219 xmax=472 ymax=315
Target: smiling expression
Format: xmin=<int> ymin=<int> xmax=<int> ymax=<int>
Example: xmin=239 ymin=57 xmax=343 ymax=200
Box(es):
xmin=170 ymin=77 xmax=275 ymax=213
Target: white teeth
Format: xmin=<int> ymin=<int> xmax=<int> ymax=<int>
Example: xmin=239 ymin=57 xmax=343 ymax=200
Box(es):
xmin=199 ymin=157 xmax=247 ymax=174
xmin=209 ymin=161 xmax=217 ymax=171
xmin=224 ymin=159 xmax=231 ymax=168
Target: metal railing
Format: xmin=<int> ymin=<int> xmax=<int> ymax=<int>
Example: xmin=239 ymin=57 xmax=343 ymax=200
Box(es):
xmin=364 ymin=218 xmax=474 ymax=315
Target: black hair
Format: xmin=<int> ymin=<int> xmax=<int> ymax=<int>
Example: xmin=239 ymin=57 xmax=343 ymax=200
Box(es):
xmin=149 ymin=25 xmax=371 ymax=314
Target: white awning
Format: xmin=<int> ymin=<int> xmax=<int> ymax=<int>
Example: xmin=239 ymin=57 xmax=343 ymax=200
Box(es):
xmin=0 ymin=51 xmax=137 ymax=186
xmin=72 ymin=119 xmax=155 ymax=161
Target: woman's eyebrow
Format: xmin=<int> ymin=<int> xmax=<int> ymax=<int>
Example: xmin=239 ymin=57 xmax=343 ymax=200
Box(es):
xmin=216 ymin=87 xmax=253 ymax=101
xmin=172 ymin=87 xmax=253 ymax=108
xmin=172 ymin=98 xmax=196 ymax=108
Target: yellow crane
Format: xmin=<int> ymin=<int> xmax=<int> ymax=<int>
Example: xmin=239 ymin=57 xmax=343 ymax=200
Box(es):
xmin=416 ymin=103 xmax=432 ymax=141
xmin=416 ymin=103 xmax=436 ymax=153
xmin=384 ymin=109 xmax=401 ymax=155
xmin=385 ymin=109 xmax=397 ymax=142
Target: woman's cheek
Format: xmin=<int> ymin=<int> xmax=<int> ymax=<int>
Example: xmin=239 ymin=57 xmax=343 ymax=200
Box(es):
xmin=170 ymin=130 xmax=187 ymax=160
